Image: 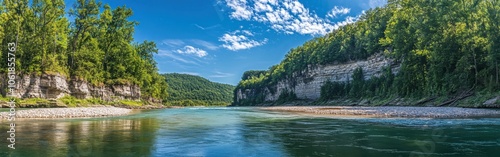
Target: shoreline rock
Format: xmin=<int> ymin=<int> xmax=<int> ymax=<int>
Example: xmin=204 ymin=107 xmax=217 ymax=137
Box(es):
xmin=0 ymin=107 xmax=132 ymax=119
xmin=0 ymin=73 xmax=141 ymax=101
xmin=235 ymin=53 xmax=400 ymax=103
xmin=262 ymin=106 xmax=500 ymax=118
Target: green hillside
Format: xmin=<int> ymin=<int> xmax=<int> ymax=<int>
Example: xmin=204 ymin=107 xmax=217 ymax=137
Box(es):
xmin=234 ymin=0 xmax=500 ymax=106
xmin=163 ymin=73 xmax=235 ymax=106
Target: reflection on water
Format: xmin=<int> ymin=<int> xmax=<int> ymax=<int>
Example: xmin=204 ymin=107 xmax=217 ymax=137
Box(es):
xmin=1 ymin=107 xmax=500 ymax=157
xmin=0 ymin=112 xmax=159 ymax=157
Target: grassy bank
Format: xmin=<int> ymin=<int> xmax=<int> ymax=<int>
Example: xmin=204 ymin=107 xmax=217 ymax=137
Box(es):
xmin=0 ymin=96 xmax=165 ymax=109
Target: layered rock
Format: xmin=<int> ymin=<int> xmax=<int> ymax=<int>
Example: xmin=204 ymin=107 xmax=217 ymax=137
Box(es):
xmin=236 ymin=53 xmax=400 ymax=103
xmin=0 ymin=73 xmax=141 ymax=100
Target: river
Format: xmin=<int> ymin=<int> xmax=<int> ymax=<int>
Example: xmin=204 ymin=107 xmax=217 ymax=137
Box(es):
xmin=1 ymin=107 xmax=499 ymax=157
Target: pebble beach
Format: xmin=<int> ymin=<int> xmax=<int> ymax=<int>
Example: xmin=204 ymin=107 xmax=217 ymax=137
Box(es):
xmin=0 ymin=107 xmax=132 ymax=119
xmin=263 ymin=106 xmax=500 ymax=118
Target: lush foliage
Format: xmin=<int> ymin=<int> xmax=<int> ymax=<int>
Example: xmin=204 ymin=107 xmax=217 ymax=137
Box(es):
xmin=163 ymin=73 xmax=235 ymax=106
xmin=0 ymin=0 xmax=167 ymax=100
xmin=235 ymin=0 xmax=500 ymax=105
xmin=276 ymin=89 xmax=297 ymax=104
xmin=319 ymin=67 xmax=394 ymax=100
xmin=241 ymin=70 xmax=267 ymax=81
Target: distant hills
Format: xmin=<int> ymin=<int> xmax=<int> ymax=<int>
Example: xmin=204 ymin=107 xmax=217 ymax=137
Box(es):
xmin=163 ymin=73 xmax=235 ymax=106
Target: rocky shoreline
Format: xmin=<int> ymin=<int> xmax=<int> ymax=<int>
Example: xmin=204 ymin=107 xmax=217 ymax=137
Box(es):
xmin=0 ymin=107 xmax=132 ymax=119
xmin=262 ymin=106 xmax=500 ymax=118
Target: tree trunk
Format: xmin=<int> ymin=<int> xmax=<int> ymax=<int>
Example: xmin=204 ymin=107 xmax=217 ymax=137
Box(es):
xmin=473 ymin=50 xmax=478 ymax=86
xmin=496 ymin=60 xmax=498 ymax=85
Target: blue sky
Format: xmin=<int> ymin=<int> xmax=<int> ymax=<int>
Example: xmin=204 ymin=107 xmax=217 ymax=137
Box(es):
xmin=65 ymin=0 xmax=386 ymax=85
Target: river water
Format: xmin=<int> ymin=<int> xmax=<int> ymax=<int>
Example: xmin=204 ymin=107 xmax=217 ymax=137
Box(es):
xmin=1 ymin=107 xmax=499 ymax=157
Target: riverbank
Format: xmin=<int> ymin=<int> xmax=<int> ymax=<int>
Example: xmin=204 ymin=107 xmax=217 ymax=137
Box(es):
xmin=235 ymin=91 xmax=500 ymax=108
xmin=0 ymin=107 xmax=132 ymax=119
xmin=262 ymin=106 xmax=500 ymax=118
xmin=0 ymin=96 xmax=170 ymax=109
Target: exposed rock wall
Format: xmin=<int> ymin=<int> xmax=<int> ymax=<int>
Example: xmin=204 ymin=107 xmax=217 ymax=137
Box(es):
xmin=0 ymin=73 xmax=141 ymax=100
xmin=236 ymin=53 xmax=400 ymax=103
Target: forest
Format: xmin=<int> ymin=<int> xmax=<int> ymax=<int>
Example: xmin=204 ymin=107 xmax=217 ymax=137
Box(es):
xmin=0 ymin=0 xmax=168 ymax=100
xmin=163 ymin=73 xmax=234 ymax=106
xmin=234 ymin=0 xmax=500 ymax=106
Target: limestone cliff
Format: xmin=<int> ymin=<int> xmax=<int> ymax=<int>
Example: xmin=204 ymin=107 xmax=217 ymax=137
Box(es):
xmin=235 ymin=53 xmax=400 ymax=104
xmin=0 ymin=73 xmax=141 ymax=101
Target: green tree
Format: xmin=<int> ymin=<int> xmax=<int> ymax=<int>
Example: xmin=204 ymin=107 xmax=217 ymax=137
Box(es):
xmin=349 ymin=67 xmax=365 ymax=98
xmin=68 ymin=0 xmax=103 ymax=83
xmin=100 ymin=6 xmax=137 ymax=81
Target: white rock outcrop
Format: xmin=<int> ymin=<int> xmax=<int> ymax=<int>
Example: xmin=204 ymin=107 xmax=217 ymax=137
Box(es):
xmin=0 ymin=73 xmax=141 ymax=100
xmin=236 ymin=53 xmax=400 ymax=103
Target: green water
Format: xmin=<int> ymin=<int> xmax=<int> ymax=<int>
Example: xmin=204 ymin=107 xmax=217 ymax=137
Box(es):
xmin=1 ymin=107 xmax=499 ymax=157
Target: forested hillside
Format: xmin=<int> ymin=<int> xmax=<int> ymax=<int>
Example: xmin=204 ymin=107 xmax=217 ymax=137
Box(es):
xmin=234 ymin=0 xmax=500 ymax=106
xmin=164 ymin=73 xmax=234 ymax=106
xmin=0 ymin=0 xmax=168 ymax=100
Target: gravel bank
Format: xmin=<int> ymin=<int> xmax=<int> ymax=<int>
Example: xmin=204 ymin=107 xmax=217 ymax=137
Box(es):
xmin=263 ymin=106 xmax=500 ymax=118
xmin=0 ymin=107 xmax=132 ymax=119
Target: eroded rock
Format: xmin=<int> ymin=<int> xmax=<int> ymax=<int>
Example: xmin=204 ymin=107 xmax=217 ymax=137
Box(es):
xmin=0 ymin=73 xmax=141 ymax=101
xmin=236 ymin=53 xmax=400 ymax=103
xmin=483 ymin=97 xmax=499 ymax=107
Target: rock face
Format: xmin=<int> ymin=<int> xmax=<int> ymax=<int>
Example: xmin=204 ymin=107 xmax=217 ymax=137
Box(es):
xmin=235 ymin=53 xmax=400 ymax=103
xmin=483 ymin=97 xmax=499 ymax=107
xmin=0 ymin=73 xmax=141 ymax=100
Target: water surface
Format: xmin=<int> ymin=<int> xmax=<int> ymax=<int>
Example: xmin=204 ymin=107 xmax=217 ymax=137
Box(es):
xmin=1 ymin=107 xmax=499 ymax=157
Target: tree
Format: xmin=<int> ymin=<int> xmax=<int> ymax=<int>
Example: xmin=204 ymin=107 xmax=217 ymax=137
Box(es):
xmin=31 ymin=0 xmax=69 ymax=74
xmin=100 ymin=6 xmax=137 ymax=81
xmin=1 ymin=0 xmax=29 ymax=73
xmin=349 ymin=67 xmax=365 ymax=98
xmin=68 ymin=0 xmax=102 ymax=82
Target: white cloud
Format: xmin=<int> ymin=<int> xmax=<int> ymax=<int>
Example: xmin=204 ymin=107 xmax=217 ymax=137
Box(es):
xmin=230 ymin=30 xmax=254 ymax=36
xmin=157 ymin=50 xmax=199 ymax=65
xmin=162 ymin=39 xmax=185 ymax=47
xmin=254 ymin=1 xmax=273 ymax=12
xmin=163 ymin=39 xmax=218 ymax=51
xmin=326 ymin=6 xmax=350 ymax=18
xmin=191 ymin=39 xmax=219 ymax=50
xmin=176 ymin=46 xmax=208 ymax=57
xmin=219 ymin=30 xmax=267 ymax=51
xmin=336 ymin=16 xmax=358 ymax=26
xmin=195 ymin=24 xmax=206 ymax=30
xmin=226 ymin=0 xmax=253 ymax=20
xmin=194 ymin=24 xmax=221 ymax=30
xmin=242 ymin=30 xmax=254 ymax=36
xmin=223 ymin=0 xmax=355 ymax=36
